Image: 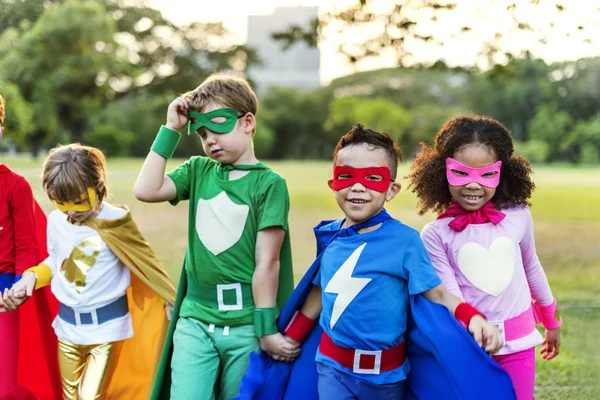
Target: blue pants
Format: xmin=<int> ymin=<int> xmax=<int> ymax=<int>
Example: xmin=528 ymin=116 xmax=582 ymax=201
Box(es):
xmin=317 ymin=363 xmax=405 ymax=400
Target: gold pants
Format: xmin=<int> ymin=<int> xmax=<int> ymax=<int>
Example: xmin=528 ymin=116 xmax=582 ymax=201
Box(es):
xmin=58 ymin=338 xmax=122 ymax=400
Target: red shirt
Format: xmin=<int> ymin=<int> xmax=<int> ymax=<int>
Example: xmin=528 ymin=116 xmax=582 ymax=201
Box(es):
xmin=0 ymin=164 xmax=40 ymax=276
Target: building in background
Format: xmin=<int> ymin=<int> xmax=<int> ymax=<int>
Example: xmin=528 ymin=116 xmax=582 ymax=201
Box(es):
xmin=246 ymin=6 xmax=321 ymax=92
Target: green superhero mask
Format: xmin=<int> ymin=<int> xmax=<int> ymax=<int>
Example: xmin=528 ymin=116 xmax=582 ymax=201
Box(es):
xmin=187 ymin=108 xmax=243 ymax=135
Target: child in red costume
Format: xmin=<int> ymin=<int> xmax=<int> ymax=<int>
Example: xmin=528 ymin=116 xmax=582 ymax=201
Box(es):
xmin=0 ymin=94 xmax=61 ymax=400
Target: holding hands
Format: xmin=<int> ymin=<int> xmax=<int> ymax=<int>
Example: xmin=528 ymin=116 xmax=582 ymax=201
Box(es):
xmin=260 ymin=332 xmax=301 ymax=363
xmin=0 ymin=271 xmax=36 ymax=312
xmin=468 ymin=315 xmax=504 ymax=355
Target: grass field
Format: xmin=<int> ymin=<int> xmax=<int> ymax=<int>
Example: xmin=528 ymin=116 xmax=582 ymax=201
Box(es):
xmin=7 ymin=155 xmax=600 ymax=399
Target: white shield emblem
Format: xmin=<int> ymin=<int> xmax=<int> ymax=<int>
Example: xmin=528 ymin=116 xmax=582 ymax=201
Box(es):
xmin=196 ymin=191 xmax=249 ymax=256
xmin=457 ymin=237 xmax=515 ymax=297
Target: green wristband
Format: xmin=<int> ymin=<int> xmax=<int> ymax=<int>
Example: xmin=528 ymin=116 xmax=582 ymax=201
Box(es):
xmin=254 ymin=307 xmax=278 ymax=337
xmin=151 ymin=125 xmax=181 ymax=159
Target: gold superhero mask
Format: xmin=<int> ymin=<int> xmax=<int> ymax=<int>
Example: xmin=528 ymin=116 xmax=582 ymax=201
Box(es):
xmin=54 ymin=187 xmax=97 ymax=213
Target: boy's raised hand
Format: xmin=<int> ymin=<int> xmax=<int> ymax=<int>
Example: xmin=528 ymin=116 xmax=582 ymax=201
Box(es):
xmin=166 ymin=97 xmax=190 ymax=131
xmin=540 ymin=327 xmax=560 ymax=360
xmin=469 ymin=315 xmax=504 ymax=354
xmin=260 ymin=332 xmax=301 ymax=363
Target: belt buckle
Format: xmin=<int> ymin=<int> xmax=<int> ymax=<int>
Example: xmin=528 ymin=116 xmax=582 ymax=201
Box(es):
xmin=353 ymin=349 xmax=382 ymax=374
xmin=217 ymin=283 xmax=243 ymax=311
xmin=489 ymin=319 xmax=506 ymax=343
xmin=74 ymin=309 xmax=98 ymax=326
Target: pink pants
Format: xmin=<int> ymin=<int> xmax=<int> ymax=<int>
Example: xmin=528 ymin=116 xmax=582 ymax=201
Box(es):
xmin=493 ymin=347 xmax=536 ymax=400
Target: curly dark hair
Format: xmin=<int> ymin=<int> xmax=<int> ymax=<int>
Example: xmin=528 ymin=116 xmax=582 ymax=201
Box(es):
xmin=333 ymin=124 xmax=402 ymax=179
xmin=407 ymin=113 xmax=535 ymax=215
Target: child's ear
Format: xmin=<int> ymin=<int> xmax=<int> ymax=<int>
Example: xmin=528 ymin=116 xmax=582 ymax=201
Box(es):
xmin=243 ymin=113 xmax=256 ymax=134
xmin=327 ymin=179 xmax=334 ymax=190
xmin=385 ymin=181 xmax=401 ymax=202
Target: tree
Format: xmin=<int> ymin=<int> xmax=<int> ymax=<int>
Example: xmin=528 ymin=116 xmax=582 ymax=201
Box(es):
xmin=273 ymin=1 xmax=598 ymax=70
xmin=0 ymin=81 xmax=34 ymax=150
xmin=0 ymin=0 xmax=59 ymax=35
xmin=0 ymin=0 xmax=115 ymax=151
xmin=565 ymin=114 xmax=600 ymax=163
xmin=325 ymin=97 xmax=412 ymax=148
xmin=0 ymin=0 xmax=260 ymax=153
xmin=527 ymin=103 xmax=572 ymax=162
xmin=259 ymin=87 xmax=330 ymax=159
xmin=551 ymin=58 xmax=600 ymax=122
xmin=467 ymin=58 xmax=555 ymax=142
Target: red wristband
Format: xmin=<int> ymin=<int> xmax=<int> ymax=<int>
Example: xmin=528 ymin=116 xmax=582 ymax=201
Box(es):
xmin=455 ymin=302 xmax=486 ymax=328
xmin=284 ymin=311 xmax=317 ymax=343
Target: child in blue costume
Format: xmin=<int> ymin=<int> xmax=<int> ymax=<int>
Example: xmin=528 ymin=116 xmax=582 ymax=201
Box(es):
xmin=237 ymin=124 xmax=515 ymax=400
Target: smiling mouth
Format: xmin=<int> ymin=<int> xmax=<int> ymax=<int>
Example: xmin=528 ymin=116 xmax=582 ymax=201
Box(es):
xmin=347 ymin=199 xmax=368 ymax=204
xmin=462 ymin=195 xmax=483 ymax=202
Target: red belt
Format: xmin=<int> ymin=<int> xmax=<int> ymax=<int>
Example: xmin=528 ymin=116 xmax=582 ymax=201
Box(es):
xmin=319 ymin=332 xmax=406 ymax=375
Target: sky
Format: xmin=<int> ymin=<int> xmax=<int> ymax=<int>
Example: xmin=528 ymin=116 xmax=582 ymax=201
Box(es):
xmin=147 ymin=0 xmax=600 ymax=84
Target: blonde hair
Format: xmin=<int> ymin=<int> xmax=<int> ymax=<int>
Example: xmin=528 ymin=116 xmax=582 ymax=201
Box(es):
xmin=42 ymin=143 xmax=108 ymax=205
xmin=0 ymin=95 xmax=5 ymax=125
xmin=183 ymin=74 xmax=259 ymax=117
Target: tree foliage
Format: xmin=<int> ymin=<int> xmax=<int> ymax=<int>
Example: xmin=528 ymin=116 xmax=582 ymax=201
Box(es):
xmin=274 ymin=0 xmax=599 ymax=69
xmin=0 ymin=0 xmax=259 ymax=154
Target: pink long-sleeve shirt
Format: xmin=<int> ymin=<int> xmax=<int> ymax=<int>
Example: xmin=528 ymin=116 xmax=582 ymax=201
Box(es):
xmin=421 ymin=206 xmax=553 ymax=355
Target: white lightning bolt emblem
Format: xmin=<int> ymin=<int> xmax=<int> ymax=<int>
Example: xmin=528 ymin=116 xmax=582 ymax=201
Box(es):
xmin=324 ymin=243 xmax=371 ymax=329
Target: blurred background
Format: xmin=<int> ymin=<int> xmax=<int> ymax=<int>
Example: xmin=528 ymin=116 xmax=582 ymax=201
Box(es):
xmin=2 ymin=0 xmax=600 ymax=163
xmin=1 ymin=1 xmax=599 ymax=398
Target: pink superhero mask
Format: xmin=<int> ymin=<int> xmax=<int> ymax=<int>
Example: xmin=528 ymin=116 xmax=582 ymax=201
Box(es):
xmin=332 ymin=165 xmax=392 ymax=193
xmin=445 ymin=158 xmax=503 ymax=188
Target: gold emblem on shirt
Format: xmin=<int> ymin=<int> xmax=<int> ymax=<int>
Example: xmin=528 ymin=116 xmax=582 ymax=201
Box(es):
xmin=61 ymin=235 xmax=102 ymax=293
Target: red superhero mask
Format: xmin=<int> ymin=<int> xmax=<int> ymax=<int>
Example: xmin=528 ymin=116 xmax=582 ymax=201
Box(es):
xmin=332 ymin=166 xmax=392 ymax=193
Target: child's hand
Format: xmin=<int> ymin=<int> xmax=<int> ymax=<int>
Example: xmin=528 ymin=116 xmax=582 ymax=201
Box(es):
xmin=540 ymin=327 xmax=560 ymax=360
xmin=260 ymin=332 xmax=301 ymax=363
xmin=283 ymin=334 xmax=300 ymax=347
xmin=0 ymin=288 xmax=29 ymax=312
xmin=0 ymin=272 xmax=36 ymax=312
xmin=165 ymin=302 xmax=173 ymax=321
xmin=469 ymin=315 xmax=504 ymax=354
xmin=166 ymin=97 xmax=189 ymax=131
xmin=13 ymin=271 xmax=37 ymax=297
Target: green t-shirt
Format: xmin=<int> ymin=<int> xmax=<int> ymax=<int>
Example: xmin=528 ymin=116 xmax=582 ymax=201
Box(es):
xmin=167 ymin=156 xmax=290 ymax=326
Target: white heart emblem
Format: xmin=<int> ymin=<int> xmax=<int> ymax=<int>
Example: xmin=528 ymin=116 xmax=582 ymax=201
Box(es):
xmin=457 ymin=237 xmax=515 ymax=297
xmin=196 ymin=191 xmax=249 ymax=256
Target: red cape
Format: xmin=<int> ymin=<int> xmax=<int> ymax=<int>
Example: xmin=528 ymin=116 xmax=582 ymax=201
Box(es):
xmin=16 ymin=202 xmax=61 ymax=400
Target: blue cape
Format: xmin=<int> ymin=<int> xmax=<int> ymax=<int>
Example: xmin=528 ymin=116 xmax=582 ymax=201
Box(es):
xmin=236 ymin=220 xmax=516 ymax=400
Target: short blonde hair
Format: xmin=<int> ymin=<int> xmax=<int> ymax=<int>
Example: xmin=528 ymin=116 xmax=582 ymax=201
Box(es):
xmin=42 ymin=143 xmax=108 ymax=205
xmin=183 ymin=74 xmax=258 ymax=116
xmin=0 ymin=95 xmax=5 ymax=125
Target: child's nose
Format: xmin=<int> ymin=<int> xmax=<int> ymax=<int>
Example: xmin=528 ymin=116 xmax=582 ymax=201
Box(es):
xmin=350 ymin=182 xmax=367 ymax=192
xmin=465 ymin=181 xmax=482 ymax=189
xmin=67 ymin=210 xmax=77 ymax=216
xmin=205 ymin=132 xmax=218 ymax=144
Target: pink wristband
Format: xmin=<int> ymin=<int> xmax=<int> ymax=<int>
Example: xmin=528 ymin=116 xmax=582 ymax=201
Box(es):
xmin=533 ymin=298 xmax=562 ymax=330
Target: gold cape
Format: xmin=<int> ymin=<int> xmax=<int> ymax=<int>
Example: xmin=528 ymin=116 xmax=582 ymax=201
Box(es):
xmin=81 ymin=206 xmax=176 ymax=399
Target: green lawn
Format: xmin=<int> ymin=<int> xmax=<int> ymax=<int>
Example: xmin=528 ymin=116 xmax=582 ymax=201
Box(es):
xmin=6 ymin=155 xmax=600 ymax=398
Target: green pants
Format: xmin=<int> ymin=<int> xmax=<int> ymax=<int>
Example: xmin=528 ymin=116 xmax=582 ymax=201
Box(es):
xmin=170 ymin=317 xmax=259 ymax=400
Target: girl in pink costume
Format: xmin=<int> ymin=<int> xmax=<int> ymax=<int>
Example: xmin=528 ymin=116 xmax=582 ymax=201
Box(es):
xmin=407 ymin=114 xmax=562 ymax=400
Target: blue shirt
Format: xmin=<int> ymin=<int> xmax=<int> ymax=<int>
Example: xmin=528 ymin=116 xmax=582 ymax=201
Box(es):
xmin=314 ymin=219 xmax=441 ymax=384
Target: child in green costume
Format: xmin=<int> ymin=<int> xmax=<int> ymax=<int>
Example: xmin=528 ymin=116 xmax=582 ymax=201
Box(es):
xmin=134 ymin=74 xmax=298 ymax=400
